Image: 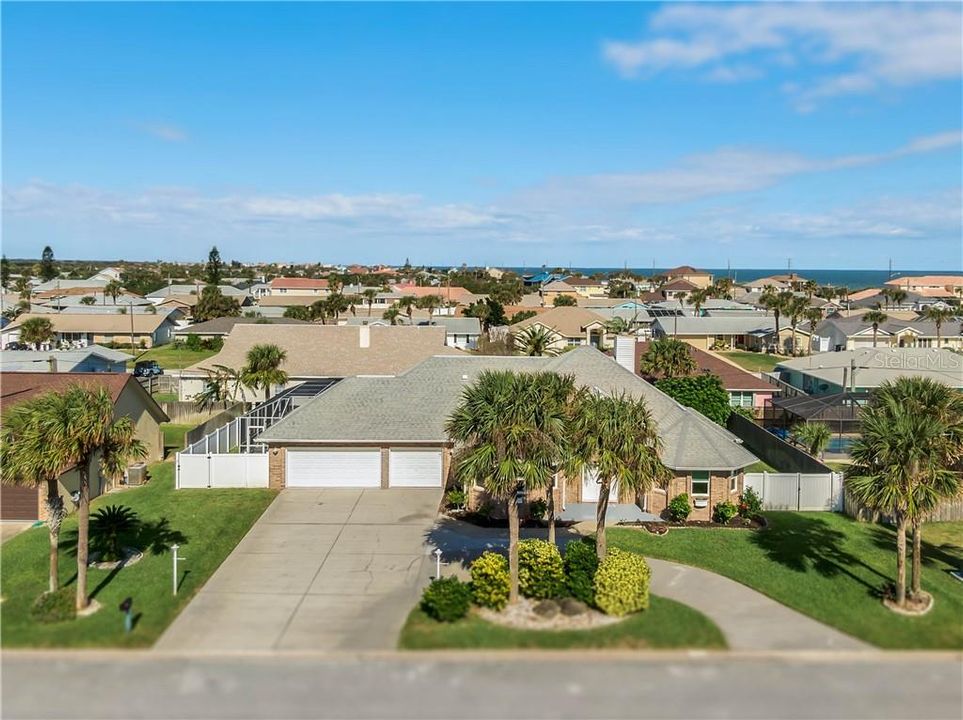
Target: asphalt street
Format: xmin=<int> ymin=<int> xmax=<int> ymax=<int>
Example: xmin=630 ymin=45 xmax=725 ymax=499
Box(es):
xmin=3 ymin=651 xmax=960 ymax=720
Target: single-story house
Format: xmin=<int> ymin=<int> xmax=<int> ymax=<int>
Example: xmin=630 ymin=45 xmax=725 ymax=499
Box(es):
xmin=0 ymin=345 xmax=132 ymax=373
xmin=510 ymin=306 xmax=610 ymax=351
xmin=255 ymin=347 xmax=757 ymax=522
xmin=178 ymin=324 xmax=465 ymax=402
xmin=173 ymin=316 xmax=310 ymax=341
xmin=813 ymin=315 xmax=963 ymax=352
xmin=774 ymin=348 xmax=963 ymax=395
xmin=652 ymin=315 xmax=777 ymax=352
xmin=538 ymin=280 xmax=580 ymax=305
xmin=0 ymin=373 xmax=168 ymax=520
xmin=2 ymin=311 xmax=179 ymax=349
xmin=267 ymin=277 xmax=330 ymax=296
xmin=343 ymin=316 xmax=482 ymax=350
xmin=147 ymin=284 xmax=250 ymax=300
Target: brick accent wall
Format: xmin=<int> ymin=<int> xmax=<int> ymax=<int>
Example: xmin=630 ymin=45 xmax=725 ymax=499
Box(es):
xmin=645 ymin=473 xmax=743 ymax=521
xmin=380 ymin=447 xmax=390 ymax=489
xmin=268 ymin=447 xmax=286 ymax=490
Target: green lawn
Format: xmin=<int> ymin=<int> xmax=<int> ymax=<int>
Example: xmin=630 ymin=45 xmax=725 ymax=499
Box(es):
xmin=0 ymin=462 xmax=277 ymax=648
xmin=744 ymin=460 xmax=777 ymax=473
xmin=399 ymin=595 xmax=726 ymax=650
xmin=161 ymin=423 xmax=194 ymax=453
xmin=610 ymin=513 xmax=963 ymax=649
xmin=128 ymin=345 xmax=218 ymax=370
xmin=152 ymin=392 xmax=178 ymax=404
xmin=719 ymin=351 xmax=783 ymax=373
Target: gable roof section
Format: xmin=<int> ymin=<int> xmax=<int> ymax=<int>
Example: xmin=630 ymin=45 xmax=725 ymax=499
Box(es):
xmin=258 ymin=347 xmax=757 ymax=471
xmin=510 ymin=306 xmax=607 ymax=338
xmin=174 ymin=316 xmax=309 ymax=335
xmin=182 ymin=324 xmax=464 ymax=377
xmin=4 ymin=312 xmax=174 ymax=334
xmin=661 ymin=279 xmax=699 ymax=292
xmin=541 ymin=280 xmax=577 ymax=292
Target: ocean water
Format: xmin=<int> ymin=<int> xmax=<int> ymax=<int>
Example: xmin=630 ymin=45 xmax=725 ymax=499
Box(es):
xmin=507 ymin=268 xmax=963 ymax=291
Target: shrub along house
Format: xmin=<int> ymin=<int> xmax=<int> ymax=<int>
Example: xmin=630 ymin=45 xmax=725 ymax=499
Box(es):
xmin=256 ymin=347 xmax=757 ymax=521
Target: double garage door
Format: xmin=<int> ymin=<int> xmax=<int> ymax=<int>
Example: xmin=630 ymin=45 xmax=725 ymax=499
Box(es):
xmin=286 ymin=448 xmax=442 ymax=488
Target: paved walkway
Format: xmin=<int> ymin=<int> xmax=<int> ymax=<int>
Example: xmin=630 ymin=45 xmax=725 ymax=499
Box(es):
xmin=428 ymin=518 xmax=871 ymax=652
xmin=155 ymin=487 xmax=441 ymax=652
xmin=0 ymin=521 xmax=35 ymax=544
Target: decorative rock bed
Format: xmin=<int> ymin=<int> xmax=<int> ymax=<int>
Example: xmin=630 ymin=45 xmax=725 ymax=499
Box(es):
xmin=88 ymin=547 xmax=144 ymax=571
xmin=477 ymin=597 xmax=622 ymax=631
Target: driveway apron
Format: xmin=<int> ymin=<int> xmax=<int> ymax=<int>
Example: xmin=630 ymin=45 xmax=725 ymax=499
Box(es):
xmin=155 ymin=487 xmax=441 ymax=652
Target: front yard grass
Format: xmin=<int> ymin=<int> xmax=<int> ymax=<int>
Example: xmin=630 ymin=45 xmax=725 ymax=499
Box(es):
xmin=610 ymin=513 xmax=963 ymax=649
xmin=0 ymin=461 xmax=277 ymax=648
xmin=127 ymin=345 xmax=218 ymax=370
xmin=718 ymin=351 xmax=782 ymax=373
xmin=399 ymin=594 xmax=726 ymax=650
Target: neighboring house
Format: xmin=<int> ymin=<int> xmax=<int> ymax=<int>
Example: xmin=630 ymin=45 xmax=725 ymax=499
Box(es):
xmin=147 ymin=284 xmax=250 ymax=300
xmin=255 ymin=348 xmax=757 ymax=522
xmin=173 ymin=316 xmax=310 ymax=341
xmin=884 ymin=275 xmax=963 ymax=298
xmin=522 ymin=271 xmax=566 ymax=287
xmin=814 ymin=315 xmax=963 ymax=352
xmin=510 ymin=306 xmax=609 ymax=351
xmin=32 ymin=287 xmax=153 ymax=310
xmin=739 ymin=273 xmax=808 ymax=292
xmin=30 ymin=278 xmax=110 ymax=294
xmin=538 ymin=280 xmax=580 ymax=305
xmin=343 ymin=316 xmax=481 ymax=349
xmin=390 ymin=284 xmax=484 ymax=311
xmin=0 ymin=373 xmax=168 ymax=520
xmin=2 ymin=312 xmax=179 ymax=349
xmin=0 ymin=345 xmax=132 ymax=373
xmin=775 ymin=348 xmax=963 ymax=395
xmin=267 ymin=277 xmax=330 ymax=296
xmin=631 ymin=340 xmax=776 ymax=416
xmin=663 ymin=265 xmax=713 ymax=289
xmin=652 ymin=315 xmax=777 ymax=352
xmin=660 ymin=279 xmax=699 ymax=300
xmin=565 ymin=277 xmax=607 ymax=298
xmin=178 ymin=324 xmax=464 ymax=401
xmin=88 ymin=266 xmax=123 ymax=283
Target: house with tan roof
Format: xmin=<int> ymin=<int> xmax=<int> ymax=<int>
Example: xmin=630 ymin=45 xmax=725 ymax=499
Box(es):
xmin=178 ymin=324 xmax=465 ymax=401
xmin=510 ymin=306 xmax=609 ymax=352
xmin=884 ymin=275 xmax=963 ymax=298
xmin=664 ymin=265 xmax=713 ymax=289
xmin=2 ymin=311 xmax=178 ymax=349
xmin=538 ymin=279 xmax=580 ymax=305
xmin=564 ymin=276 xmax=607 ymax=298
xmin=268 ymin=277 xmax=330 ymax=296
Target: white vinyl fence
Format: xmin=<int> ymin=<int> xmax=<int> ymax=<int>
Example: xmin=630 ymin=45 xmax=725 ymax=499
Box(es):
xmin=176 ymin=453 xmax=269 ymax=489
xmin=743 ymin=472 xmax=844 ymax=512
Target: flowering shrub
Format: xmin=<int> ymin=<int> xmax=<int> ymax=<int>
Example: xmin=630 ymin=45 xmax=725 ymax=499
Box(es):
xmin=738 ymin=486 xmax=763 ymax=518
xmin=518 ymin=539 xmax=565 ymax=599
xmin=594 ymin=548 xmax=651 ymax=616
xmin=712 ymin=500 xmax=739 ymax=524
xmin=470 ymin=551 xmax=510 ymax=610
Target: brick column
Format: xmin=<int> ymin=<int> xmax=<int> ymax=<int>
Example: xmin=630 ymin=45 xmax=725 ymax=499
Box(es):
xmin=268 ymin=447 xmax=286 ymax=490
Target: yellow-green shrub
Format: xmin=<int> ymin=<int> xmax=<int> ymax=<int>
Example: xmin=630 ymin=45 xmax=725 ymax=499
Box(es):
xmin=593 ymin=548 xmax=651 ymax=616
xmin=470 ymin=551 xmax=510 ymax=610
xmin=518 ymin=538 xmax=565 ymax=599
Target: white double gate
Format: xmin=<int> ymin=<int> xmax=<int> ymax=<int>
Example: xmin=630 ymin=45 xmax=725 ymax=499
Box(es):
xmin=176 ymin=453 xmax=269 ymax=489
xmin=743 ymin=472 xmax=844 ymax=512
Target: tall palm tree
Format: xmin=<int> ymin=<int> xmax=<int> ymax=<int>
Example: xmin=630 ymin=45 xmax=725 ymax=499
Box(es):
xmin=14 ymin=276 xmax=31 ymax=302
xmin=890 ymin=288 xmax=908 ymax=308
xmin=862 ymin=309 xmax=888 ymax=347
xmin=688 ymin=288 xmax=710 ymax=317
xmin=446 ymin=370 xmax=562 ymax=602
xmin=397 ymin=295 xmax=418 ymax=324
xmin=759 ymin=288 xmax=784 ymax=353
xmin=361 ymin=288 xmax=379 ymax=316
xmin=323 ymin=293 xmax=352 ymax=323
xmin=416 ymin=294 xmax=442 ymax=324
xmin=512 ymin=325 xmax=559 ymax=357
xmin=878 ymin=287 xmax=892 ymax=310
xmin=103 ymin=280 xmax=123 ymax=305
xmin=309 ymin=299 xmax=330 ymax=324
xmin=567 ymin=392 xmax=666 ymax=560
xmin=639 ymin=338 xmax=695 ymax=379
xmin=786 ymin=295 xmax=809 ymax=356
xmin=240 ymin=344 xmax=288 ymax=398
xmin=803 ymin=279 xmax=818 ymax=303
xmin=19 ymin=316 xmax=54 ymax=347
xmin=41 ymin=385 xmax=146 ymax=610
xmin=924 ymin=307 xmax=954 ymax=347
xmin=803 ymin=308 xmax=823 ymax=354
xmin=382 ymin=306 xmax=402 ymax=325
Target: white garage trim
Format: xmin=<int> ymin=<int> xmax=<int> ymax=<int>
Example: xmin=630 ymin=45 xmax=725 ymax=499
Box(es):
xmin=286 ymin=447 xmax=381 ymax=488
xmin=389 ymin=449 xmax=443 ymax=488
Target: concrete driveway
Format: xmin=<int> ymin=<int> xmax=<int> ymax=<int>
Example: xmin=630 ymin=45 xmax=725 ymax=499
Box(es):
xmin=155 ymin=487 xmax=441 ymax=652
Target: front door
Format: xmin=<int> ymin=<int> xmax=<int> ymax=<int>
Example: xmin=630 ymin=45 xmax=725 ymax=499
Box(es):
xmin=581 ymin=467 xmax=618 ymax=503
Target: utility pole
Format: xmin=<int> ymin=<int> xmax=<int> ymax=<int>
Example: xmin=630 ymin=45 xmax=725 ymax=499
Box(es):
xmin=129 ymin=300 xmax=135 ymax=351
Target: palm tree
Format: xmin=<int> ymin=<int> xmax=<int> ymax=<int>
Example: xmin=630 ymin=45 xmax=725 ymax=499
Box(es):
xmin=103 ymin=280 xmax=123 ymax=305
xmin=890 ymin=289 xmax=908 ymax=308
xmin=416 ymin=294 xmax=443 ymax=324
xmin=924 ymin=307 xmax=954 ymax=347
xmin=803 ymin=279 xmax=818 ymax=303
xmin=711 ymin=277 xmax=734 ymax=300
xmin=397 ymin=295 xmax=418 ymax=324
xmin=19 ymin=316 xmax=55 ymax=348
xmin=688 ymin=288 xmax=710 ymax=317
xmin=283 ymin=306 xmax=311 ymax=321
xmin=512 ymin=325 xmax=559 ymax=356
xmin=308 ymin=299 xmax=330 ymax=324
xmin=446 ymin=370 xmax=562 ymax=602
xmin=786 ymin=295 xmax=809 ymax=356
xmin=604 ymin=316 xmax=630 ymax=335
xmin=759 ymin=288 xmax=784 ymax=353
xmin=80 ymin=295 xmax=97 ymax=306
xmin=862 ymin=309 xmax=888 ymax=348
xmin=361 ymin=288 xmax=379 ymax=316
xmin=14 ymin=276 xmax=31 ymax=302
xmin=878 ymin=287 xmax=892 ymax=310
xmin=40 ymin=385 xmax=146 ymax=610
xmin=382 ymin=307 xmax=402 ymax=325
xmin=240 ymin=344 xmax=288 ymax=398
xmin=792 ymin=422 xmax=832 ymax=458
xmin=803 ymin=308 xmax=823 ymax=354
xmin=195 ymin=364 xmax=244 ymax=407
xmin=567 ymin=392 xmax=665 ymax=560
xmin=639 ymin=337 xmax=695 ymax=379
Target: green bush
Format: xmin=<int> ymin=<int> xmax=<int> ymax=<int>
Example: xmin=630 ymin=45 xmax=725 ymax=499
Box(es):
xmin=470 ymin=552 xmax=510 ymax=610
xmin=185 ymin=333 xmax=203 ymax=351
xmin=90 ymin=504 xmax=140 ymax=562
xmin=528 ymin=498 xmax=548 ymax=521
xmin=655 ymin=374 xmax=732 ymax=426
xmin=738 ymin=486 xmax=763 ymax=518
xmin=29 ymin=588 xmax=76 ymax=624
xmin=518 ymin=539 xmax=565 ymax=599
xmin=593 ymin=548 xmax=651 ymax=617
xmin=563 ymin=538 xmax=599 ymax=606
xmin=712 ymin=500 xmax=738 ymax=525
xmin=667 ymin=493 xmax=691 ymax=522
xmin=445 ymin=489 xmax=467 ymax=509
xmin=420 ymin=577 xmax=472 ymax=622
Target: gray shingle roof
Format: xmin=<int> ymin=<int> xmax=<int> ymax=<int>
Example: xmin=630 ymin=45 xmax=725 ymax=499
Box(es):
xmin=776 ymin=348 xmax=963 ymax=388
xmin=258 ymin=347 xmax=757 ymax=471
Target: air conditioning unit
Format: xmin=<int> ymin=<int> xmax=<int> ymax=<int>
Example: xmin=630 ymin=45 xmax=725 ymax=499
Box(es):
xmin=127 ymin=463 xmax=149 ymax=486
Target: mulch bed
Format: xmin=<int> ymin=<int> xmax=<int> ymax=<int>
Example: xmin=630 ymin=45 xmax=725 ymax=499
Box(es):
xmin=619 ymin=516 xmax=767 ymax=533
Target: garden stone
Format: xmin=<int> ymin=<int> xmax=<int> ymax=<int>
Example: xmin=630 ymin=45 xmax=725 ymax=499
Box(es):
xmin=532 ymin=599 xmax=559 ymax=618
xmin=560 ymin=598 xmax=588 ymax=616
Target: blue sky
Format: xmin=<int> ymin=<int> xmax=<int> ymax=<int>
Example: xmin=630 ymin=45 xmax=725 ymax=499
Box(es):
xmin=3 ymin=2 xmax=961 ymax=269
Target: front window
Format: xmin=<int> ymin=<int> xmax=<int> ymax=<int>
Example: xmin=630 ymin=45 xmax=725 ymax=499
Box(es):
xmin=729 ymin=391 xmax=753 ymax=408
xmin=691 ymin=471 xmax=710 ymax=496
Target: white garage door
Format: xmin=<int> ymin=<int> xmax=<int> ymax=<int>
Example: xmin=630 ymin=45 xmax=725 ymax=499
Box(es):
xmin=286 ymin=448 xmax=381 ymax=488
xmin=389 ymin=449 xmax=443 ymax=488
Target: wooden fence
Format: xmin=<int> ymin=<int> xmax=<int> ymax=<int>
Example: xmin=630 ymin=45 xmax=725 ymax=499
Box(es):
xmin=843 ymin=489 xmax=963 ymax=523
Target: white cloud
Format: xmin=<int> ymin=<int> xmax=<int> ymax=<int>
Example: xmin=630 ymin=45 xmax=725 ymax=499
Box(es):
xmin=140 ymin=122 xmax=188 ymax=142
xmin=603 ymin=4 xmax=962 ymax=108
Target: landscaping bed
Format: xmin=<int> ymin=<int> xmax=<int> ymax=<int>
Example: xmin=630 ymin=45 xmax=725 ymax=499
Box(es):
xmin=0 ymin=461 xmax=277 ymax=648
xmin=446 ymin=509 xmax=576 ymax=530
xmin=620 ymin=516 xmax=766 ymax=532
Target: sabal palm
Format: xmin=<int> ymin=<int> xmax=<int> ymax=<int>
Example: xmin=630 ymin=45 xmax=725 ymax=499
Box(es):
xmin=362 ymin=288 xmax=378 ymax=316
xmin=397 ymin=295 xmax=418 ymax=323
xmin=36 ymin=385 xmax=146 ymax=609
xmin=792 ymin=422 xmax=832 ymax=457
xmin=513 ymin=325 xmax=559 ymax=357
xmin=786 ymin=296 xmax=809 ymax=355
xmin=688 ymin=288 xmax=710 ymax=316
xmin=103 ymin=280 xmax=123 ymax=304
xmin=567 ymin=392 xmax=666 ymax=560
xmin=604 ymin=316 xmax=630 ymax=335
xmin=639 ymin=338 xmax=695 ymax=379
xmin=19 ymin=317 xmax=54 ymax=347
xmin=416 ymin=294 xmax=442 ymax=323
xmin=446 ymin=370 xmax=564 ymax=601
xmin=924 ymin=307 xmax=954 ymax=346
xmin=241 ymin=344 xmax=288 ymax=397
xmin=382 ymin=307 xmax=402 ymax=325
xmin=862 ymin=309 xmax=888 ymax=347
xmin=196 ymin=363 xmax=244 ymax=407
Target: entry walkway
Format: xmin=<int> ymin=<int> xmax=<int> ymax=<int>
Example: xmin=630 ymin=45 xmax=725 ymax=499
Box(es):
xmin=156 ymin=487 xmax=441 ymax=652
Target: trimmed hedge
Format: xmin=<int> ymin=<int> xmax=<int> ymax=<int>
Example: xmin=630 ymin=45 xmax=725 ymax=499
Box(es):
xmin=594 ymin=548 xmax=651 ymax=617
xmin=470 ymin=551 xmax=511 ymax=610
xmin=420 ymin=577 xmax=472 ymax=622
xmin=563 ymin=538 xmax=599 ymax=606
xmin=518 ymin=539 xmax=565 ymax=599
